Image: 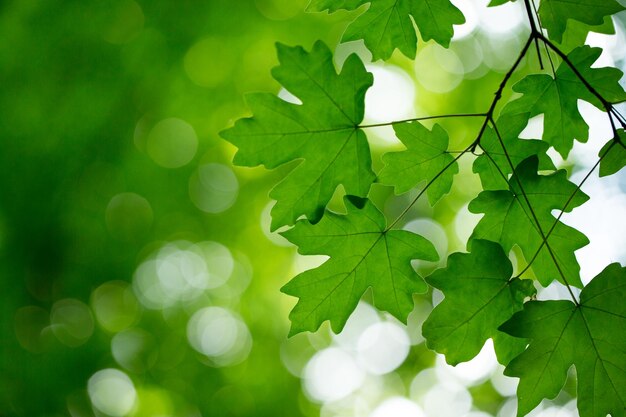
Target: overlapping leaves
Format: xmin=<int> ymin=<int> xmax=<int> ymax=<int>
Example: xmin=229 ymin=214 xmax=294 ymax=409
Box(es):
xmin=307 ymin=0 xmax=464 ymax=60
xmin=504 ymin=45 xmax=626 ymax=158
xmin=500 ymin=263 xmax=626 ymax=417
xmin=225 ymin=4 xmax=626 ymax=417
xmin=488 ymin=0 xmax=624 ymax=44
xmin=474 ymin=112 xmax=554 ymax=191
xmin=422 ymin=239 xmax=536 ymax=365
xmin=469 ymin=156 xmax=589 ymax=288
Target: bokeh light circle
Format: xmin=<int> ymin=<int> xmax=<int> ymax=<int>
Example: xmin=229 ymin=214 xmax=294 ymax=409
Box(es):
xmin=186 ymin=306 xmax=252 ymax=366
xmin=88 ymin=368 xmax=137 ymax=416
xmin=364 ymin=64 xmax=415 ymax=123
xmin=147 ymin=118 xmax=198 ymax=168
xmin=91 ymin=281 xmax=140 ymax=333
xmin=111 ymin=328 xmax=158 ymax=373
xmin=50 ymin=299 xmax=94 ymax=347
xmin=189 ymin=163 xmax=239 ymax=213
xmin=369 ymin=397 xmax=425 ymax=417
xmin=133 ymin=240 xmax=234 ymax=309
xmin=415 ymin=44 xmax=463 ymax=94
xmin=184 ymin=37 xmax=236 ymax=88
xmin=303 ymin=347 xmax=365 ymax=403
xmin=356 ymin=321 xmax=410 ymax=375
xmin=105 ymin=192 xmax=153 ymax=241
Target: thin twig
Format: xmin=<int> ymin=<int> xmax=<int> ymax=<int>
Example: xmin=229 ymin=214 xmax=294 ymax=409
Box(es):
xmin=490 ymin=118 xmax=580 ymax=305
xmin=358 ymin=113 xmax=485 ymax=129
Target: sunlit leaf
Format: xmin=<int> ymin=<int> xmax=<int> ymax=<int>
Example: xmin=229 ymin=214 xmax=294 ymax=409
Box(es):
xmin=308 ymin=0 xmax=465 ymax=60
xmin=281 ymin=196 xmax=438 ymax=335
xmin=475 ymin=112 xmax=555 ymax=190
xmin=379 ymin=122 xmax=458 ymax=205
xmin=598 ymin=129 xmax=626 ymax=177
xmin=538 ymin=0 xmax=624 ymax=43
xmin=221 ymin=41 xmax=375 ymax=230
xmin=501 ymin=263 xmax=626 ymax=417
xmin=504 ymin=46 xmax=626 ymax=158
xmin=422 ymin=239 xmax=536 ymax=365
xmin=469 ymin=156 xmax=589 ymax=288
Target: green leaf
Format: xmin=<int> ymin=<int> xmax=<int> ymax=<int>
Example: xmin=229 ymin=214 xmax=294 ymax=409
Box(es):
xmin=538 ymin=0 xmax=624 ymax=43
xmin=281 ymin=196 xmax=438 ymax=335
xmin=307 ymin=0 xmax=364 ymax=12
xmin=308 ymin=0 xmax=465 ymax=60
xmin=500 ymin=263 xmax=626 ymax=417
xmin=598 ymin=129 xmax=626 ymax=177
xmin=504 ymin=46 xmax=626 ymax=158
xmin=557 ymin=15 xmax=615 ymax=53
xmin=378 ymin=122 xmax=458 ymax=205
xmin=488 ymin=0 xmax=513 ymax=5
xmin=422 ymin=239 xmax=536 ymax=365
xmin=474 ymin=112 xmax=555 ymax=191
xmin=221 ymin=41 xmax=375 ymax=230
xmin=469 ymin=156 xmax=589 ymax=288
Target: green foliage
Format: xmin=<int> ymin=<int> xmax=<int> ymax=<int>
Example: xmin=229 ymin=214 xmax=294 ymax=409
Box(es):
xmin=221 ymin=41 xmax=375 ymax=230
xmin=379 ymin=122 xmax=458 ymax=204
xmin=281 ymin=196 xmax=437 ymax=335
xmin=473 ymin=112 xmax=555 ymax=191
xmin=598 ymin=129 xmax=626 ymax=177
xmin=487 ymin=0 xmax=625 ymax=43
xmin=535 ymin=0 xmax=624 ymax=43
xmin=307 ymin=0 xmax=465 ymax=60
xmin=469 ymin=157 xmax=589 ymax=288
xmin=422 ymin=239 xmax=536 ymax=365
xmin=500 ymin=263 xmax=626 ymax=417
xmin=224 ymin=0 xmax=626 ymax=416
xmin=504 ymin=46 xmax=626 ymax=158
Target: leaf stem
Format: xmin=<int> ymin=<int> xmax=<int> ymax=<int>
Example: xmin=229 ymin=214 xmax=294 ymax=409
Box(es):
xmin=489 ymin=118 xmax=580 ymax=305
xmin=515 ymin=144 xmax=611 ymax=280
xmin=384 ymin=141 xmax=474 ymax=231
xmin=538 ymin=34 xmax=612 ymax=110
xmin=523 ymin=0 xmax=543 ymax=69
xmin=358 ymin=113 xmax=486 ymax=129
xmin=471 ymin=35 xmax=534 ymax=152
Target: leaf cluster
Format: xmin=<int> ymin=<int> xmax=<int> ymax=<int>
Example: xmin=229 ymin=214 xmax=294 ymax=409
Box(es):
xmin=223 ymin=1 xmax=626 ymax=416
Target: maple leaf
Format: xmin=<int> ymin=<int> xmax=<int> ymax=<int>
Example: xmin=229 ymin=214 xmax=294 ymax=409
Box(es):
xmin=378 ymin=122 xmax=458 ymax=205
xmin=422 ymin=239 xmax=536 ymax=365
xmin=537 ymin=0 xmax=624 ymax=43
xmin=307 ymin=0 xmax=465 ymax=60
xmin=475 ymin=112 xmax=555 ymax=191
xmin=469 ymin=156 xmax=589 ymax=288
xmin=220 ymin=41 xmax=375 ymax=230
xmin=500 ymin=263 xmax=626 ymax=417
xmin=504 ymin=46 xmax=626 ymax=158
xmin=281 ymin=196 xmax=438 ymax=335
xmin=598 ymin=129 xmax=626 ymax=177
xmin=487 ymin=0 xmax=624 ymax=43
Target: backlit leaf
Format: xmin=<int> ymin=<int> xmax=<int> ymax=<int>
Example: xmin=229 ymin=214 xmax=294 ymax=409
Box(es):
xmin=308 ymin=0 xmax=465 ymax=60
xmin=598 ymin=129 xmax=626 ymax=177
xmin=500 ymin=263 xmax=626 ymax=417
xmin=469 ymin=157 xmax=589 ymax=288
xmin=504 ymin=46 xmax=626 ymax=158
xmin=379 ymin=122 xmax=458 ymax=205
xmin=221 ymin=41 xmax=375 ymax=230
xmin=475 ymin=112 xmax=555 ymax=190
xmin=538 ymin=0 xmax=624 ymax=43
xmin=422 ymin=239 xmax=536 ymax=365
xmin=281 ymin=196 xmax=438 ymax=335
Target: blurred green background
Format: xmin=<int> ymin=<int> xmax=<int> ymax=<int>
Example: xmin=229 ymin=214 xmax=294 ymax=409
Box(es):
xmin=2 ymin=1 xmax=623 ymax=416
